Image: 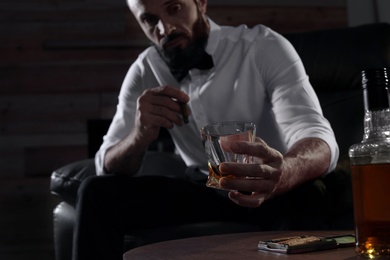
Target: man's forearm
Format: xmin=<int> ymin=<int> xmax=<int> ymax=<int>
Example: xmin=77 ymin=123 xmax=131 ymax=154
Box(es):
xmin=104 ymin=131 xmax=149 ymax=175
xmin=277 ymin=137 xmax=331 ymax=195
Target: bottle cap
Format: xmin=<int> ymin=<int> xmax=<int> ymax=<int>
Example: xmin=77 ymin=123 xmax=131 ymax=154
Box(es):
xmin=362 ymin=68 xmax=389 ymax=110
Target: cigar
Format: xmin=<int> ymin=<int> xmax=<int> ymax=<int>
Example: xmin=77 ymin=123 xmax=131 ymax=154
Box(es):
xmin=180 ymin=102 xmax=189 ymax=124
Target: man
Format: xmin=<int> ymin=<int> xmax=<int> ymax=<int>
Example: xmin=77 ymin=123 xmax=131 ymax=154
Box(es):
xmin=73 ymin=0 xmax=339 ymax=259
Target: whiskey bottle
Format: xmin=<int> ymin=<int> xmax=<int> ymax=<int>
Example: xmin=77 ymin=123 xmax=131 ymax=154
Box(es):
xmin=349 ymin=68 xmax=390 ymax=258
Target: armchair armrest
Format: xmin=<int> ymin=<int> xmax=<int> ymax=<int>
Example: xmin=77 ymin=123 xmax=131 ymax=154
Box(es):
xmin=50 ymin=152 xmax=188 ymax=205
xmin=50 ymin=159 xmax=96 ymax=206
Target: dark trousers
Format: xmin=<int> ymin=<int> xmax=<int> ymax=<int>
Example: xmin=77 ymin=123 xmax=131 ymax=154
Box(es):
xmin=72 ymin=169 xmax=333 ymax=260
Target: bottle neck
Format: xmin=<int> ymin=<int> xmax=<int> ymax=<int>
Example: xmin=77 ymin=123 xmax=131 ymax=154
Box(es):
xmin=363 ymin=108 xmax=390 ymax=142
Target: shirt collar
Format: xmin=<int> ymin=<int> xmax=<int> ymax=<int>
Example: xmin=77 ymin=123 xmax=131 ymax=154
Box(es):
xmin=205 ymin=18 xmax=221 ymax=57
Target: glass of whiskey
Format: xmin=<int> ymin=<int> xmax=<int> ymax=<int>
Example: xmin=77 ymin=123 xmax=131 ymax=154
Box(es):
xmin=200 ymin=121 xmax=256 ymax=189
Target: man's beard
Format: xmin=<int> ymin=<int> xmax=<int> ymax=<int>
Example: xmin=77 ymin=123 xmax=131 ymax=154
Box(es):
xmin=154 ymin=15 xmax=209 ymax=71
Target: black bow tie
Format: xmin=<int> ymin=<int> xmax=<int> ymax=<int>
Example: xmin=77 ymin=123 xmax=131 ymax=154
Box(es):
xmin=170 ymin=52 xmax=214 ymax=82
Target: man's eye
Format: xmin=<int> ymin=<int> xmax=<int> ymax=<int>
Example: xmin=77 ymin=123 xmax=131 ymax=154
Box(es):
xmin=168 ymin=4 xmax=181 ymax=15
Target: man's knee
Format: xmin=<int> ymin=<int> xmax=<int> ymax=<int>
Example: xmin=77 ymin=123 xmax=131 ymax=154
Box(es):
xmin=77 ymin=175 xmax=122 ymax=204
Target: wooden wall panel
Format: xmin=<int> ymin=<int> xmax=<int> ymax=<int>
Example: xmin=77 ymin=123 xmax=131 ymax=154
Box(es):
xmin=24 ymin=145 xmax=88 ymax=177
xmin=0 ymin=62 xmax=129 ymax=94
xmin=0 ymin=134 xmax=87 ymax=177
xmin=0 ymin=147 xmax=24 ymax=178
xmin=0 ymin=94 xmax=99 ymax=134
xmin=208 ymin=6 xmax=348 ymax=32
xmin=0 ymin=1 xmax=348 ymax=179
xmin=100 ymin=93 xmax=119 ymax=118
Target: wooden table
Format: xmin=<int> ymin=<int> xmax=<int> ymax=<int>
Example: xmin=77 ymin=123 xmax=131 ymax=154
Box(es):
xmin=123 ymin=230 xmax=358 ymax=259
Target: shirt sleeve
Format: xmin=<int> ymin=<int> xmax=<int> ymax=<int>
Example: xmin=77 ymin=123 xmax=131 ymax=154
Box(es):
xmin=256 ymin=29 xmax=339 ymax=174
xmin=94 ymin=61 xmax=144 ymax=175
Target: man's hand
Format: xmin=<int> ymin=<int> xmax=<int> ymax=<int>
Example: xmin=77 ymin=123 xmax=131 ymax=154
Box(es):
xmin=134 ymin=85 xmax=190 ymax=145
xmin=104 ymin=85 xmax=190 ymax=175
xmin=219 ymin=137 xmax=330 ymax=208
xmin=219 ymin=137 xmax=283 ymax=207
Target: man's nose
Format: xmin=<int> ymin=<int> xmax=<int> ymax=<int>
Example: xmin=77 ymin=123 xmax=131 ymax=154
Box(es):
xmin=157 ymin=19 xmax=176 ymax=36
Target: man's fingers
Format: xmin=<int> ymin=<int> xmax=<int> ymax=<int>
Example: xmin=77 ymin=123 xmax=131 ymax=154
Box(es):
xmin=138 ymin=86 xmax=191 ymax=127
xmin=151 ymin=85 xmax=189 ymax=103
xmin=229 ymin=139 xmax=283 ymax=166
xmin=220 ymin=162 xmax=275 ymax=179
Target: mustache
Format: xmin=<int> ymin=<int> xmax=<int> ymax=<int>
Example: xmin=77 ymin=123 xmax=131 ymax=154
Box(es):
xmin=161 ymin=33 xmax=186 ymax=48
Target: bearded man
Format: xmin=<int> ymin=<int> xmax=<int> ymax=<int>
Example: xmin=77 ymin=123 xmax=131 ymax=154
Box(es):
xmin=72 ymin=0 xmax=339 ymax=259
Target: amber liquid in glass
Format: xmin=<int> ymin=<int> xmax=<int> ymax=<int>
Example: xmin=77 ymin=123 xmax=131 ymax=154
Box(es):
xmin=350 ymin=163 xmax=390 ymax=258
xmin=206 ymin=163 xmax=235 ymax=189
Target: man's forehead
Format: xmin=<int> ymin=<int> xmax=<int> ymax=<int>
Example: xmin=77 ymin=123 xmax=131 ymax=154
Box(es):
xmin=128 ymin=0 xmax=192 ymax=11
xmin=127 ymin=0 xmax=170 ymax=10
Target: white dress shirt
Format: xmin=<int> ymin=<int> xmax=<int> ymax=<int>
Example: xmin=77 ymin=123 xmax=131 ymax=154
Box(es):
xmin=95 ymin=19 xmax=339 ymax=176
